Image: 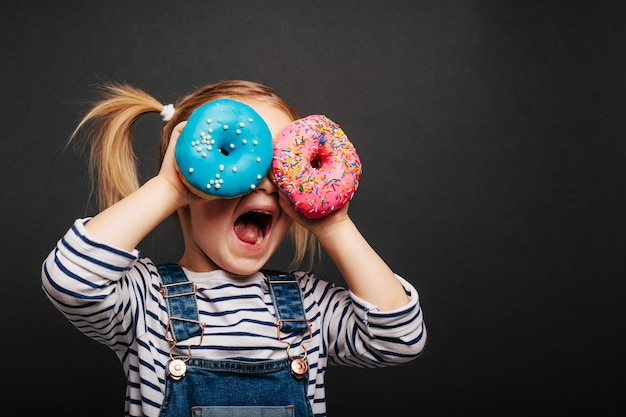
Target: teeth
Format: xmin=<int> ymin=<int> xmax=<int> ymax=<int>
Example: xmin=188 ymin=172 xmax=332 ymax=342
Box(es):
xmin=255 ymin=234 xmax=263 ymax=244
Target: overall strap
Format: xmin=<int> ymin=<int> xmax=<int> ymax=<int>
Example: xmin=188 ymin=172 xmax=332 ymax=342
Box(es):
xmin=157 ymin=263 xmax=203 ymax=342
xmin=263 ymin=270 xmax=309 ymax=333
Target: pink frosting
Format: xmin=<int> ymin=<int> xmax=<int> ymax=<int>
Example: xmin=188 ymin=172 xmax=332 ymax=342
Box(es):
xmin=271 ymin=115 xmax=362 ymax=219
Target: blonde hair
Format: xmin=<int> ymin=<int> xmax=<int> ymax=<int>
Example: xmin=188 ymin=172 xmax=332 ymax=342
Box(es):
xmin=69 ymin=80 xmax=318 ymax=270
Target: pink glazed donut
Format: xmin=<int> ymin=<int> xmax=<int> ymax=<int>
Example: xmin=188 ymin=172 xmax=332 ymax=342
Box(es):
xmin=271 ymin=115 xmax=362 ymax=219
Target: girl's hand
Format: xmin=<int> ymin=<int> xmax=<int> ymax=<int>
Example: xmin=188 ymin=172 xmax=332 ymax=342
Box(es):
xmin=277 ymin=190 xmax=351 ymax=237
xmin=157 ymin=122 xmax=198 ymax=208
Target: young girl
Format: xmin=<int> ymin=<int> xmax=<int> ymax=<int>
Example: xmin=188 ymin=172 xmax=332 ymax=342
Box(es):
xmin=41 ymin=80 xmax=426 ymax=417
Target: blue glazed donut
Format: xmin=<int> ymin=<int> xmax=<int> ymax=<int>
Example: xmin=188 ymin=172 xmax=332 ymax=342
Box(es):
xmin=175 ymin=99 xmax=274 ymax=198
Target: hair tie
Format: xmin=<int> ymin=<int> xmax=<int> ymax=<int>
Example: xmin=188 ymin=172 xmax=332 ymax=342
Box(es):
xmin=160 ymin=104 xmax=175 ymax=122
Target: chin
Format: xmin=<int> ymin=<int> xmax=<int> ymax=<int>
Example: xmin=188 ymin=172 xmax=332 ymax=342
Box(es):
xmin=224 ymin=231 xmax=282 ymax=275
xmin=222 ymin=261 xmax=266 ymax=277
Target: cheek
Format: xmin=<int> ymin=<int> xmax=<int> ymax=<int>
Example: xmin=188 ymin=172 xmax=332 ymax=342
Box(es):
xmin=189 ymin=201 xmax=233 ymax=235
xmin=272 ymin=215 xmax=294 ymax=243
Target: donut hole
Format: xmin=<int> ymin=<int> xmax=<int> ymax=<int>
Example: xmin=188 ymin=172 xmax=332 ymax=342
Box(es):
xmin=218 ymin=146 xmax=230 ymax=156
xmin=310 ymin=153 xmax=323 ymax=169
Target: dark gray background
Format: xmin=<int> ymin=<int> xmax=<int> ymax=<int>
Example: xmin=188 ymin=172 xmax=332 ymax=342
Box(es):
xmin=2 ymin=1 xmax=624 ymax=415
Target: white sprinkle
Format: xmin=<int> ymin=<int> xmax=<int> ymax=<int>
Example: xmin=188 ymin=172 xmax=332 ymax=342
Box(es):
xmin=248 ymin=118 xmax=253 ymax=123
xmin=239 ymin=122 xmax=245 ymax=128
xmin=250 ymin=184 xmax=256 ymax=190
xmin=188 ymin=168 xmax=194 ymax=173
xmin=206 ymin=183 xmax=211 ymax=189
xmin=256 ymin=174 xmax=262 ymax=180
xmin=215 ymin=183 xmax=221 ymax=189
xmin=196 ymin=147 xmax=202 ymax=152
xmin=253 ymin=140 xmax=258 ymax=145
xmin=256 ymin=157 xmax=261 ymax=163
xmin=201 ymin=152 xmax=207 ymax=158
xmin=232 ymin=167 xmax=238 ymax=173
xmin=236 ymin=129 xmax=241 ymax=135
xmin=207 ymin=119 xmax=212 ymax=124
xmin=208 ymin=128 xmax=213 ymax=133
xmin=230 ymin=143 xmax=235 ymax=149
xmin=218 ymin=179 xmax=224 ymax=184
xmin=242 ymin=139 xmax=248 ymax=145
xmin=219 ymin=164 xmax=224 ymax=171
xmin=223 ymin=125 xmax=229 ymax=130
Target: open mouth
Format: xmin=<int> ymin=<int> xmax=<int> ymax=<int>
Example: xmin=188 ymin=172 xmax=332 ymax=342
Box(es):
xmin=234 ymin=210 xmax=272 ymax=245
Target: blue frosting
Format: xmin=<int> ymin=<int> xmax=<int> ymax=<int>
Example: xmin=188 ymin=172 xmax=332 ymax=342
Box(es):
xmin=175 ymin=99 xmax=273 ymax=198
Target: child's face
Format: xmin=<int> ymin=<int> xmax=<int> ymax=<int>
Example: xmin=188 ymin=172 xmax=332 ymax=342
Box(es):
xmin=180 ymin=100 xmax=294 ymax=275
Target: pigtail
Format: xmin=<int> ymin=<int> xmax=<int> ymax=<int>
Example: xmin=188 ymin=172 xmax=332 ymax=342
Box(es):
xmin=69 ymin=83 xmax=164 ymax=211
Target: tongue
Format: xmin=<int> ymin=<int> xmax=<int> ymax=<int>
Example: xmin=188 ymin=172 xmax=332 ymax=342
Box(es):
xmin=234 ymin=222 xmax=262 ymax=244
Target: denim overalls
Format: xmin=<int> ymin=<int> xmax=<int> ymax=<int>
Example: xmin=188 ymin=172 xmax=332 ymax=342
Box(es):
xmin=156 ymin=263 xmax=314 ymax=417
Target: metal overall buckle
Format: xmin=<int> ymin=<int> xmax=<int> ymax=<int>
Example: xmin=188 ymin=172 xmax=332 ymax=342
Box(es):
xmin=276 ymin=319 xmax=313 ymax=380
xmin=164 ymin=316 xmax=205 ymax=380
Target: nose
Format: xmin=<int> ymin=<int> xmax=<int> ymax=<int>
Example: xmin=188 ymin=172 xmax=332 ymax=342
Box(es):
xmin=255 ymin=173 xmax=278 ymax=195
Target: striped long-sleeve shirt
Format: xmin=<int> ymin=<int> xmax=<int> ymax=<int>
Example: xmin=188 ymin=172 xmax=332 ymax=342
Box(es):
xmin=41 ymin=219 xmax=427 ymax=417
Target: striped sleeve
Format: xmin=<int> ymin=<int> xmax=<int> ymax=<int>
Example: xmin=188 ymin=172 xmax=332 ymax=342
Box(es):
xmin=41 ymin=218 xmax=142 ymax=347
xmin=303 ymin=273 xmax=426 ymax=368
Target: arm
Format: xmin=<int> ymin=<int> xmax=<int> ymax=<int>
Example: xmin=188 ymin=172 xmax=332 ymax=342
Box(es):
xmin=279 ymin=195 xmax=409 ymax=311
xmin=312 ymin=211 xmax=409 ymax=311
